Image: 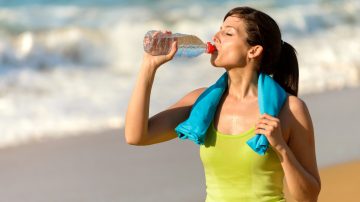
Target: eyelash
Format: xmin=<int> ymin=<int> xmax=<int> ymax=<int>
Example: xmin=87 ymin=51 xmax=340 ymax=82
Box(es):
xmin=219 ymin=28 xmax=232 ymax=36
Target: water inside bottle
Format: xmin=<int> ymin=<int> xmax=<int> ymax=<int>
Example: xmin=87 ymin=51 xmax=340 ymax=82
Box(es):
xmin=175 ymin=34 xmax=207 ymax=57
xmin=176 ymin=45 xmax=207 ymax=57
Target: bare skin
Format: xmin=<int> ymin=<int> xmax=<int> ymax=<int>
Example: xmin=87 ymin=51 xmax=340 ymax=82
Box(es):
xmin=125 ymin=16 xmax=321 ymax=202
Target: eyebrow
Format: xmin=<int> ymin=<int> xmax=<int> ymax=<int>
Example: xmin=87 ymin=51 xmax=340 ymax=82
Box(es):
xmin=220 ymin=26 xmax=238 ymax=31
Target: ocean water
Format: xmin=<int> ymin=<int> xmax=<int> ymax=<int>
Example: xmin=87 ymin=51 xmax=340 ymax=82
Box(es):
xmin=0 ymin=0 xmax=359 ymax=148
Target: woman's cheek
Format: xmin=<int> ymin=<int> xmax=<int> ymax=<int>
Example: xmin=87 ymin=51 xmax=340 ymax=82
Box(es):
xmin=226 ymin=50 xmax=246 ymax=67
xmin=210 ymin=52 xmax=239 ymax=67
xmin=210 ymin=46 xmax=245 ymax=67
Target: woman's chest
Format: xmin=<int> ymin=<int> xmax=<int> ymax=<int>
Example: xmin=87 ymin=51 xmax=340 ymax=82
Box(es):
xmin=214 ymin=97 xmax=290 ymax=142
xmin=214 ymin=97 xmax=260 ymax=135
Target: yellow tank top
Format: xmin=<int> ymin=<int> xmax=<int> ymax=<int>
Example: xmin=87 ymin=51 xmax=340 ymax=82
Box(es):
xmin=200 ymin=122 xmax=285 ymax=202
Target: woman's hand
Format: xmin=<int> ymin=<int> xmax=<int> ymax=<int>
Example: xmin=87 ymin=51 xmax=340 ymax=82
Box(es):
xmin=255 ymin=113 xmax=287 ymax=151
xmin=143 ymin=31 xmax=178 ymax=69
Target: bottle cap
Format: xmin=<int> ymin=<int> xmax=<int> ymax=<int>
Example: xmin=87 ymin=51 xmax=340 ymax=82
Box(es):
xmin=206 ymin=42 xmax=216 ymax=54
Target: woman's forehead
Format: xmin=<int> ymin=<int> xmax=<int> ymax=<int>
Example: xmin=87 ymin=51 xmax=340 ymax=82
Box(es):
xmin=223 ymin=16 xmax=246 ymax=31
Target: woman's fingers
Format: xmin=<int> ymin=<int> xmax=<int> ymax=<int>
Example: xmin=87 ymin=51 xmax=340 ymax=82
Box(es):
xmin=256 ymin=123 xmax=273 ymax=130
xmin=255 ymin=114 xmax=286 ymax=148
xmin=165 ymin=41 xmax=178 ymax=60
xmin=255 ymin=114 xmax=281 ymax=136
xmin=260 ymin=113 xmax=279 ymax=121
xmin=255 ymin=128 xmax=269 ymax=135
xmin=257 ymin=114 xmax=279 ymax=126
xmin=257 ymin=119 xmax=279 ymax=128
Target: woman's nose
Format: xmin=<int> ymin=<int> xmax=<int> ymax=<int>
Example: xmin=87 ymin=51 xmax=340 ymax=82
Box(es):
xmin=212 ymin=32 xmax=220 ymax=43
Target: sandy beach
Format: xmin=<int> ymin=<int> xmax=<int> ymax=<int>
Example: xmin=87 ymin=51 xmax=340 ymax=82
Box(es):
xmin=0 ymin=86 xmax=359 ymax=202
xmin=285 ymin=161 xmax=360 ymax=202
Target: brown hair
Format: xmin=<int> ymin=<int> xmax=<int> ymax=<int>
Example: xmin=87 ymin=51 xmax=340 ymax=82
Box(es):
xmin=224 ymin=7 xmax=299 ymax=96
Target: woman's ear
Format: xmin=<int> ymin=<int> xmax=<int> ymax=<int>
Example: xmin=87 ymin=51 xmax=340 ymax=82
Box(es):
xmin=248 ymin=45 xmax=263 ymax=59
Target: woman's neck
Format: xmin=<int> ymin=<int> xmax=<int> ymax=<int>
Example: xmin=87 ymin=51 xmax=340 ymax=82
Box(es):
xmin=226 ymin=68 xmax=258 ymax=101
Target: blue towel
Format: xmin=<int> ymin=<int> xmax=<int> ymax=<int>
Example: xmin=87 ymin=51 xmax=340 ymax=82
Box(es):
xmin=175 ymin=72 xmax=287 ymax=155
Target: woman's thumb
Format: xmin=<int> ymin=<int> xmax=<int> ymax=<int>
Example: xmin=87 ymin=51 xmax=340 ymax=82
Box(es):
xmin=166 ymin=41 xmax=178 ymax=60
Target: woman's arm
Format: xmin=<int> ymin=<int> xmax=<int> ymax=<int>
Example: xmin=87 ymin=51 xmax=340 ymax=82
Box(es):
xmin=280 ymin=96 xmax=321 ymax=201
xmin=125 ymin=38 xmax=206 ymax=146
xmin=142 ymin=87 xmax=206 ymax=145
xmin=125 ymin=39 xmax=178 ymax=145
xmin=255 ymin=96 xmax=321 ymax=202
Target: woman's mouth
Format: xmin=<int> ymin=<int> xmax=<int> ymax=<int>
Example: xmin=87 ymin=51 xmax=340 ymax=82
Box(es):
xmin=206 ymin=42 xmax=217 ymax=54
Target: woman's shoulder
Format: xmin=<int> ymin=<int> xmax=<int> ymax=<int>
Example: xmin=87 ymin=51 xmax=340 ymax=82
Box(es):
xmin=279 ymin=94 xmax=311 ymax=124
xmin=282 ymin=93 xmax=313 ymax=131
xmin=285 ymin=94 xmax=309 ymax=116
xmin=185 ymin=87 xmax=207 ymax=100
xmin=189 ymin=87 xmax=207 ymax=96
xmin=279 ymin=94 xmax=314 ymax=141
xmin=171 ymin=87 xmax=207 ymax=108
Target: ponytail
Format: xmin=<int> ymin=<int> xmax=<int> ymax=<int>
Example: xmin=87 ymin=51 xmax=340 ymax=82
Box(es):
xmin=273 ymin=41 xmax=299 ymax=96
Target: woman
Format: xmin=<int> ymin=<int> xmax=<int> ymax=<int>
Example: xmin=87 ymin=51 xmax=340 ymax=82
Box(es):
xmin=125 ymin=6 xmax=321 ymax=202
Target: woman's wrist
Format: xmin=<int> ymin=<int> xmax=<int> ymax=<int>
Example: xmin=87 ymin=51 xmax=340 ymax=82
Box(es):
xmin=141 ymin=60 xmax=159 ymax=75
xmin=273 ymin=143 xmax=290 ymax=162
xmin=142 ymin=53 xmax=166 ymax=70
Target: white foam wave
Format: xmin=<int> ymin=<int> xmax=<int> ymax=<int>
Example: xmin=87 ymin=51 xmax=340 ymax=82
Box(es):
xmin=0 ymin=68 xmax=128 ymax=148
xmin=0 ymin=28 xmax=110 ymax=69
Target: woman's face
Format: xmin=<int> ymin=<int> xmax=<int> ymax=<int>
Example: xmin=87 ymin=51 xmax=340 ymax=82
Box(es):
xmin=211 ymin=16 xmax=251 ymax=68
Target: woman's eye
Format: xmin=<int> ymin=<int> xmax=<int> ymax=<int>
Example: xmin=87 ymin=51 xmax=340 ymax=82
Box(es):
xmin=226 ymin=33 xmax=232 ymax=36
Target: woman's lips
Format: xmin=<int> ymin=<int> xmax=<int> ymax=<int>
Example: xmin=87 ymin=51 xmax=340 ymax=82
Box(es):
xmin=214 ymin=44 xmax=220 ymax=52
xmin=211 ymin=49 xmax=218 ymax=57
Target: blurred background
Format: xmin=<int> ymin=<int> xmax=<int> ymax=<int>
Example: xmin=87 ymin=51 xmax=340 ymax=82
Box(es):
xmin=0 ymin=0 xmax=359 ymax=201
xmin=0 ymin=0 xmax=359 ymax=148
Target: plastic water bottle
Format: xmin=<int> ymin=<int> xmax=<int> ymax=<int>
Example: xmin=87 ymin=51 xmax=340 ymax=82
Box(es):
xmin=143 ymin=30 xmax=216 ymax=58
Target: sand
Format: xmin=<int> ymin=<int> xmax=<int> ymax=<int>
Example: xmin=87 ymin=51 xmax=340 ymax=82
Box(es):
xmin=0 ymin=87 xmax=359 ymax=201
xmin=318 ymin=161 xmax=360 ymax=202
xmin=284 ymin=161 xmax=360 ymax=202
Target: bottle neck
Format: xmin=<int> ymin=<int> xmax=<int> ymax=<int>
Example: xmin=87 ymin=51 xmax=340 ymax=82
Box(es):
xmin=206 ymin=42 xmax=216 ymax=54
